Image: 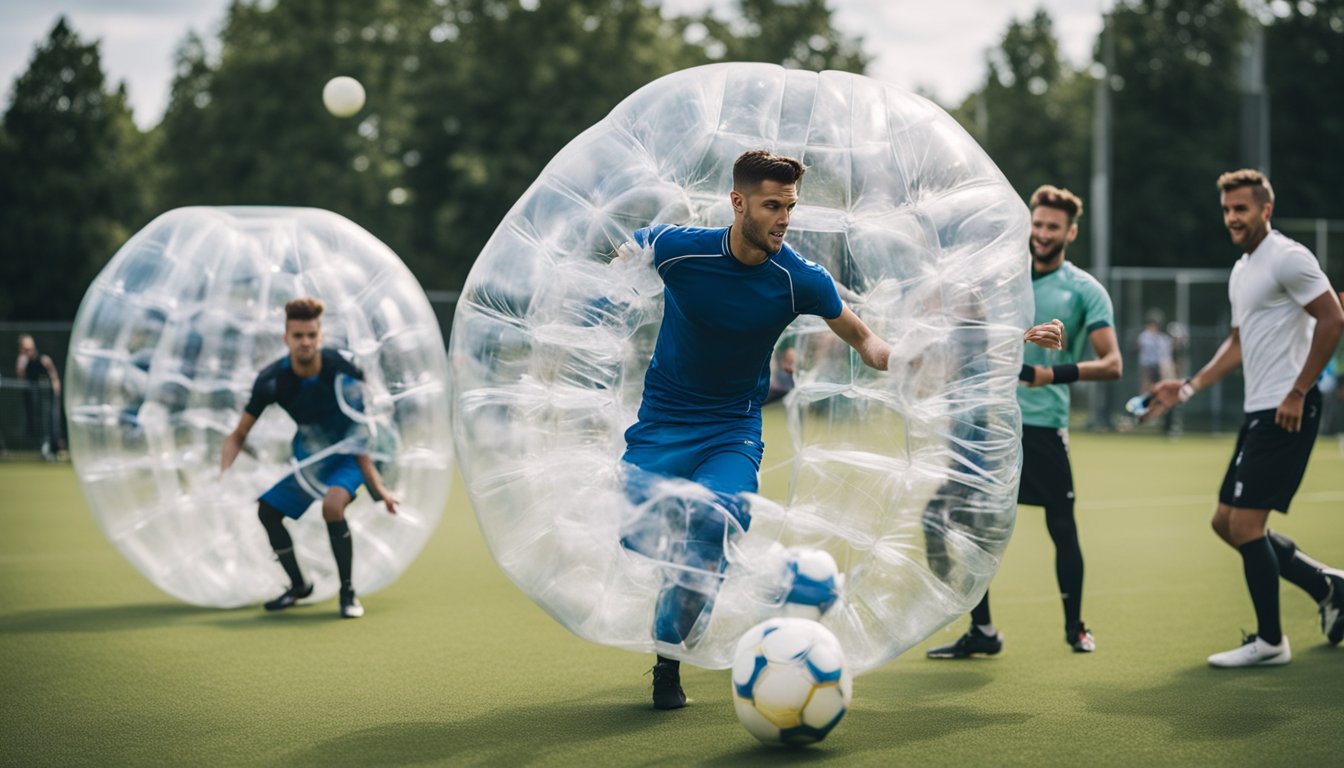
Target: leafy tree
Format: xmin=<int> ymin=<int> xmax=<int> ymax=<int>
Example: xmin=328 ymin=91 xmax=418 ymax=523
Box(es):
xmin=1263 ymin=0 xmax=1344 ymax=219
xmin=156 ymin=0 xmax=438 ymax=265
xmin=405 ymin=0 xmax=865 ymax=291
xmin=0 ymin=17 xmax=152 ymax=321
xmin=1105 ymin=0 xmax=1249 ymax=268
xmin=953 ymin=10 xmax=1093 ymax=261
xmin=694 ymin=0 xmax=868 ymax=72
xmin=402 ymin=0 xmax=705 ymax=289
xmin=950 ymin=11 xmax=1093 ymax=265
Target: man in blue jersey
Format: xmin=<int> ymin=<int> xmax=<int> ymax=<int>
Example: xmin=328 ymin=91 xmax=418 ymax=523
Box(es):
xmin=221 ymin=297 xmax=398 ymax=619
xmin=617 ymin=150 xmax=892 ymax=709
xmin=928 ymin=184 xmax=1122 ymax=660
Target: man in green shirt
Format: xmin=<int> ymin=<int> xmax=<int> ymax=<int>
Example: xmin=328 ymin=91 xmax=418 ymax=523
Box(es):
xmin=929 ymin=184 xmax=1122 ymax=658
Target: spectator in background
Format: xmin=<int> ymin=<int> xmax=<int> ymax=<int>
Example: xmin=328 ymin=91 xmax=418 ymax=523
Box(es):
xmin=15 ymin=334 xmax=63 ymax=459
xmin=1137 ymin=312 xmax=1175 ymax=395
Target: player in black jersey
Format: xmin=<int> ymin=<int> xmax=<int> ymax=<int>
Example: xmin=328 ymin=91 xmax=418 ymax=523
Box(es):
xmin=221 ymin=298 xmax=398 ymax=618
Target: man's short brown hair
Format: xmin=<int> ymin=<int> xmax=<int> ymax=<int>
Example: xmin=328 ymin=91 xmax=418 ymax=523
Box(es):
xmin=1029 ymin=185 xmax=1084 ymax=222
xmin=284 ymin=297 xmax=325 ymax=322
xmin=733 ymin=150 xmax=805 ymax=190
xmin=1217 ymin=168 xmax=1274 ymax=205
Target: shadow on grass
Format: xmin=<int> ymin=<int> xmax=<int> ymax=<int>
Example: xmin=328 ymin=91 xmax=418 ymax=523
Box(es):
xmin=0 ymin=602 xmax=237 ymax=634
xmin=283 ymin=700 xmax=672 ymax=768
xmin=1081 ymin=650 xmax=1343 ymax=742
xmin=0 ymin=598 xmax=391 ymax=634
xmin=282 ymin=667 xmax=1029 ymax=768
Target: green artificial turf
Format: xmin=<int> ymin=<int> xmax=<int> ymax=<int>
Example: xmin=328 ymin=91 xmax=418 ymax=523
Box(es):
xmin=2 ymin=415 xmax=1342 ymax=767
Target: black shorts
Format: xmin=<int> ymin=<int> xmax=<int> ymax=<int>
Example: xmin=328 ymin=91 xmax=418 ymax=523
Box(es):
xmin=1218 ymin=387 xmax=1322 ymax=513
xmin=1018 ymin=425 xmax=1074 ymax=508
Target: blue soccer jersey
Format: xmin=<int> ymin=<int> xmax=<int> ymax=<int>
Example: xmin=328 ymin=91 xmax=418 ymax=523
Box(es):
xmin=634 ymin=224 xmax=843 ymax=422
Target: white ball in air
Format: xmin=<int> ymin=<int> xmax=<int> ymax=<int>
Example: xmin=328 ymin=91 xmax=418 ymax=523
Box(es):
xmin=322 ymin=76 xmax=365 ymax=118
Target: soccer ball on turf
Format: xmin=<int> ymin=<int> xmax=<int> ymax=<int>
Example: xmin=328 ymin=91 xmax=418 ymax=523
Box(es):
xmin=782 ymin=547 xmax=841 ymax=619
xmin=732 ymin=617 xmax=852 ymax=746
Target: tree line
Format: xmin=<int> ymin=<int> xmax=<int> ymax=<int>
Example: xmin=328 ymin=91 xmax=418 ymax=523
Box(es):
xmin=2 ymin=0 xmax=1341 ymax=321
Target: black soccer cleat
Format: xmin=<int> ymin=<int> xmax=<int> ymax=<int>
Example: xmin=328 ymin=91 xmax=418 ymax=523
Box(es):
xmin=651 ymin=659 xmax=686 ymax=710
xmin=926 ymin=625 xmax=1003 ymax=659
xmin=1320 ymin=571 xmax=1344 ymax=646
xmin=1067 ymin=623 xmax=1096 ymax=653
xmin=264 ymin=581 xmax=314 ymax=611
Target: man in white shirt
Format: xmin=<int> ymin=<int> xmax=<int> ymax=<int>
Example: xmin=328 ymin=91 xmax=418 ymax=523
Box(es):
xmin=1151 ymin=169 xmax=1344 ymax=667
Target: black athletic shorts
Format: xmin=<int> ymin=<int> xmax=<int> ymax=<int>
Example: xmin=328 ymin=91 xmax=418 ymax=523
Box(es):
xmin=1018 ymin=425 xmax=1074 ymax=508
xmin=1218 ymin=387 xmax=1321 ymax=513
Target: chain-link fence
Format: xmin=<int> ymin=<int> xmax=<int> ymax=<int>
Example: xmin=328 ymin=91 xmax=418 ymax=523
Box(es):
xmin=9 ymin=231 xmax=1342 ymax=461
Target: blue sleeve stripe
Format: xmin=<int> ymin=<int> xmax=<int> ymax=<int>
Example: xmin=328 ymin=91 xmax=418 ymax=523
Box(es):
xmin=1086 ymin=320 xmax=1111 ymax=333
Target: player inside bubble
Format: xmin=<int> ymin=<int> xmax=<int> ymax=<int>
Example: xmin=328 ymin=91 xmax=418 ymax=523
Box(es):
xmin=220 ymin=297 xmax=399 ymax=619
xmin=611 ymin=152 xmax=1064 ymax=709
xmin=67 ymin=206 xmax=452 ymax=610
xmin=612 ymin=151 xmax=892 ymax=708
xmin=452 ymin=63 xmax=1060 ymax=694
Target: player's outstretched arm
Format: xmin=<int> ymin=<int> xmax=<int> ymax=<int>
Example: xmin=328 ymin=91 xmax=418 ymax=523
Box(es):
xmin=219 ymin=412 xmax=257 ymax=474
xmin=1147 ymin=327 xmax=1243 ymax=421
xmin=824 ymin=306 xmax=890 ymax=371
xmin=356 ymin=454 xmax=399 ymax=515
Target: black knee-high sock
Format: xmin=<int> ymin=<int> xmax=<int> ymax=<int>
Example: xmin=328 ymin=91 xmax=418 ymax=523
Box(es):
xmin=1267 ymin=530 xmax=1329 ymax=603
xmin=259 ymin=504 xmax=305 ymax=588
xmin=1239 ymin=537 xmax=1282 ymax=645
xmin=970 ymin=591 xmax=992 ymax=626
xmin=327 ymin=519 xmax=353 ymax=593
xmin=1044 ymin=501 xmax=1084 ymax=629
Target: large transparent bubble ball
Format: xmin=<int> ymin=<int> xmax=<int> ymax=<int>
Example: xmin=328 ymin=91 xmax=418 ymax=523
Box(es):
xmin=67 ymin=207 xmax=453 ymax=608
xmin=451 ymin=63 xmax=1032 ymax=672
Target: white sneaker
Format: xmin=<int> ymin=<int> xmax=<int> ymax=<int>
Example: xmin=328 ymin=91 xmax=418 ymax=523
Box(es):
xmin=339 ymin=590 xmax=364 ymax=619
xmin=1207 ymin=634 xmax=1291 ymax=668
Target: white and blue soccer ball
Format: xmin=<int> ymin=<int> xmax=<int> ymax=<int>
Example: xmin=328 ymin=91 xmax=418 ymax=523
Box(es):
xmin=782 ymin=548 xmax=842 ymax=619
xmin=732 ymin=617 xmax=853 ymax=746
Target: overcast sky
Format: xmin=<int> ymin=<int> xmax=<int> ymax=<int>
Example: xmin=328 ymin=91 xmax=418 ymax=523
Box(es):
xmin=2 ymin=0 xmax=1104 ymax=129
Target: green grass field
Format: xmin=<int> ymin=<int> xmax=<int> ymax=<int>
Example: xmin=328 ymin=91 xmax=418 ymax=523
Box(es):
xmin=3 ymin=413 xmax=1343 ymax=767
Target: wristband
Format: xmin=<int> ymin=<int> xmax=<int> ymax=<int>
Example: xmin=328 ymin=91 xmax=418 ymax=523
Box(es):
xmin=1019 ymin=364 xmax=1035 ymax=383
xmin=1289 ymin=386 xmax=1308 ymax=398
xmin=1050 ymin=364 xmax=1079 ymax=384
xmin=1177 ymin=378 xmax=1196 ymax=403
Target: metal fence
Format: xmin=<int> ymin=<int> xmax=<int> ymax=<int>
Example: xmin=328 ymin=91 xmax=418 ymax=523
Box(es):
xmin=8 ymin=229 xmax=1343 ymax=460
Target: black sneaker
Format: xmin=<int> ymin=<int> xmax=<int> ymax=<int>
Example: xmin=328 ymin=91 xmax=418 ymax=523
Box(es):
xmin=264 ymin=582 xmax=314 ymax=611
xmin=1320 ymin=571 xmax=1344 ymax=646
xmin=1067 ymin=623 xmax=1096 ymax=653
xmin=651 ymin=658 xmax=686 ymax=710
xmin=340 ymin=589 xmax=364 ymax=619
xmin=926 ymin=625 xmax=1003 ymax=659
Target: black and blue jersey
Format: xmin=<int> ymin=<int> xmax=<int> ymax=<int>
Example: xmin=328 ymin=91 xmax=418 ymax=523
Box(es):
xmin=245 ymin=348 xmax=365 ymax=459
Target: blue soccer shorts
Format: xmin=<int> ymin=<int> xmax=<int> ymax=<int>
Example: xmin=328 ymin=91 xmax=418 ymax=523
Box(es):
xmin=259 ymin=454 xmax=363 ymax=519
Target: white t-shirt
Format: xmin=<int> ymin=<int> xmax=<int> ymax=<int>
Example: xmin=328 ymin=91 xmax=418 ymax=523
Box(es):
xmin=1228 ymin=229 xmax=1334 ymax=412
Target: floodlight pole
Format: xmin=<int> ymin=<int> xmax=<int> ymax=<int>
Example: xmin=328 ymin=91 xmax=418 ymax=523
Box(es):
xmin=1087 ymin=9 xmax=1114 ymax=430
xmin=1240 ymin=21 xmax=1270 ymax=173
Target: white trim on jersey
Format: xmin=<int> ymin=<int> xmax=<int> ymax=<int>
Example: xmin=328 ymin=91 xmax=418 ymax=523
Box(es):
xmin=768 ymin=260 xmax=798 ymax=313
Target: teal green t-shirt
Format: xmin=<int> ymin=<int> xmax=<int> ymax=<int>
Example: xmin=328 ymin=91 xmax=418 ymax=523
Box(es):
xmin=1019 ymin=261 xmax=1115 ymax=429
